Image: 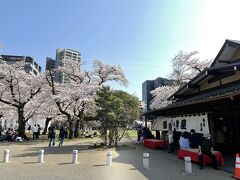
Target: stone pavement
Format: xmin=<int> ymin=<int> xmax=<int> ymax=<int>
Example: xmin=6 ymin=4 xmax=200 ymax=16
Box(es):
xmin=0 ymin=140 xmax=233 ymax=180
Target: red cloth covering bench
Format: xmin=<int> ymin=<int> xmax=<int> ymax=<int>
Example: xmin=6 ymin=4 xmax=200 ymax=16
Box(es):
xmin=177 ymin=148 xmax=224 ymax=166
xmin=144 ymin=139 xmax=168 ymax=149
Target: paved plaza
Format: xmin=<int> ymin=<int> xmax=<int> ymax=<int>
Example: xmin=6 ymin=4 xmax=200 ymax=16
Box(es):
xmin=0 ymin=140 xmax=233 ymax=180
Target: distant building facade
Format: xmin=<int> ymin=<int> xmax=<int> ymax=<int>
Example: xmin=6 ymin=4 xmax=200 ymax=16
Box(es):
xmin=0 ymin=55 xmax=41 ymax=75
xmin=45 ymin=57 xmax=55 ymax=70
xmin=55 ymin=48 xmax=81 ymax=83
xmin=142 ymin=80 xmax=155 ymax=111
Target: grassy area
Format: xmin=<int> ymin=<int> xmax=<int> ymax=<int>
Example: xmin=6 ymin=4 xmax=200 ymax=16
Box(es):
xmin=121 ymin=130 xmax=156 ymax=140
xmin=22 ymin=129 xmax=145 ymax=144
xmin=24 ymin=131 xmax=101 ymax=143
xmin=124 ymin=130 xmax=137 ymax=138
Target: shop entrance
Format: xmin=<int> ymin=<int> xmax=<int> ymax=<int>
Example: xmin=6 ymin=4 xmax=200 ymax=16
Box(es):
xmin=210 ymin=111 xmax=240 ymax=154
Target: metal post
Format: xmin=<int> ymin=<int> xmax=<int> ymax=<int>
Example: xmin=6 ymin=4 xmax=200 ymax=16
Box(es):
xmin=38 ymin=149 xmax=44 ymax=163
xmin=143 ymin=153 xmax=149 ymax=168
xmin=3 ymin=149 xmax=9 ymax=163
xmin=72 ymin=150 xmax=78 ymax=164
xmin=107 ymin=150 xmax=112 ymax=165
xmin=184 ymin=156 xmax=192 ymax=174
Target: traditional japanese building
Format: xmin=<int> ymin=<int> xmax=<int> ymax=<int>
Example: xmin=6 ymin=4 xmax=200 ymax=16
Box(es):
xmin=144 ymin=39 xmax=240 ymax=154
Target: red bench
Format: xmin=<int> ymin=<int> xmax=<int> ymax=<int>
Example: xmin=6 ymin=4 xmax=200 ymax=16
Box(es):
xmin=177 ymin=148 xmax=224 ymax=166
xmin=144 ymin=139 xmax=168 ymax=149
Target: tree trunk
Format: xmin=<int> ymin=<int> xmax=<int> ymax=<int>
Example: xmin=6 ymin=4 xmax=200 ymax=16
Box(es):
xmin=114 ymin=128 xmax=119 ymax=147
xmin=101 ymin=126 xmax=108 ymax=145
xmin=17 ymin=108 xmax=26 ymax=137
xmin=68 ymin=120 xmax=74 ymax=139
xmin=75 ymin=111 xmax=84 ymax=137
xmin=108 ymin=129 xmax=114 ymax=146
xmin=80 ymin=121 xmax=84 ymax=130
xmin=42 ymin=117 xmax=52 ymax=135
xmin=74 ymin=119 xmax=80 ymax=138
xmin=18 ymin=121 xmax=26 ymax=137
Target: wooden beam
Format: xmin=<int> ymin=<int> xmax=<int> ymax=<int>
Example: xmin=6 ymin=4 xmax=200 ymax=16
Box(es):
xmin=208 ymin=71 xmax=235 ymax=83
xmin=187 ymin=84 xmax=200 ymax=89
xmin=217 ymin=60 xmax=230 ymax=64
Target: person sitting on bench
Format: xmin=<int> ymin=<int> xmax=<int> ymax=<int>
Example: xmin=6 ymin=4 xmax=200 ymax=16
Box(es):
xmin=198 ymin=133 xmax=218 ymax=170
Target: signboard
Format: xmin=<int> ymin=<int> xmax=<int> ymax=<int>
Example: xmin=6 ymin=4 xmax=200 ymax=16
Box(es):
xmin=152 ymin=114 xmax=209 ymax=133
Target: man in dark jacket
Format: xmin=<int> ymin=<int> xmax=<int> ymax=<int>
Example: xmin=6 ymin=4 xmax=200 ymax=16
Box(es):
xmin=189 ymin=129 xmax=200 ymax=148
xmin=48 ymin=125 xmax=56 ymax=147
xmin=58 ymin=125 xmax=67 ymax=147
xmin=198 ymin=133 xmax=218 ymax=170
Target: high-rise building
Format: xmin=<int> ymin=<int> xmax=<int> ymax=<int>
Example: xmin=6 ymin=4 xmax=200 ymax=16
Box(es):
xmin=0 ymin=55 xmax=41 ymax=75
xmin=55 ymin=48 xmax=81 ymax=83
xmin=45 ymin=57 xmax=55 ymax=70
xmin=142 ymin=80 xmax=155 ymax=112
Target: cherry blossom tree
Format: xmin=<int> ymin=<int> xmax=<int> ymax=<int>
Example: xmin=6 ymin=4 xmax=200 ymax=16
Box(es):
xmin=170 ymin=51 xmax=211 ymax=84
xmin=45 ymin=59 xmax=128 ymax=138
xmin=32 ymin=96 xmax=60 ymax=135
xmin=0 ymin=103 xmax=16 ymax=129
xmin=150 ymin=85 xmax=179 ymax=109
xmin=0 ymin=62 xmax=46 ymax=137
xmin=150 ymin=51 xmax=211 ymax=110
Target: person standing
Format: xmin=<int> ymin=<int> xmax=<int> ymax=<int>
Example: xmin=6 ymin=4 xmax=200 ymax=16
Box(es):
xmin=32 ymin=125 xmax=38 ymax=140
xmin=136 ymin=126 xmax=142 ymax=142
xmin=36 ymin=124 xmax=41 ymax=139
xmin=168 ymin=123 xmax=174 ymax=153
xmin=58 ymin=125 xmax=67 ymax=147
xmin=27 ymin=124 xmax=31 ymax=133
xmin=48 ymin=125 xmax=56 ymax=147
xmin=198 ymin=133 xmax=218 ymax=170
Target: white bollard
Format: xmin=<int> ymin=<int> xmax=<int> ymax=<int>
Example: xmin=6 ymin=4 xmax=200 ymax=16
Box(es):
xmin=38 ymin=149 xmax=44 ymax=163
xmin=3 ymin=149 xmax=10 ymax=163
xmin=72 ymin=150 xmax=78 ymax=164
xmin=143 ymin=153 xmax=149 ymax=169
xmin=107 ymin=150 xmax=112 ymax=165
xmin=184 ymin=156 xmax=192 ymax=174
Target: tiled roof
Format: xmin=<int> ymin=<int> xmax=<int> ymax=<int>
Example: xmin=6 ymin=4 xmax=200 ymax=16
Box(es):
xmin=144 ymin=83 xmax=240 ymax=115
xmin=169 ymin=83 xmax=240 ymax=108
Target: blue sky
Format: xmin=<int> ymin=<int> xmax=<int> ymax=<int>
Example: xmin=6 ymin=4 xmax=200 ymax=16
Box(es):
xmin=1 ymin=0 xmax=240 ymax=99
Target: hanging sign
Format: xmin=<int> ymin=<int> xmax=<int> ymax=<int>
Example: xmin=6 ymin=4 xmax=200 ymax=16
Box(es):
xmin=152 ymin=114 xmax=209 ymax=133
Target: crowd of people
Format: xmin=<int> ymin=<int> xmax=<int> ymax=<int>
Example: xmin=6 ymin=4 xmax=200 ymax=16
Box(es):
xmin=136 ymin=125 xmax=221 ymax=170
xmin=168 ymin=128 xmax=219 ymax=170
xmin=48 ymin=125 xmax=68 ymax=147
xmin=0 ymin=128 xmax=17 ymax=141
xmin=0 ymin=128 xmax=31 ymax=142
xmin=136 ymin=126 xmax=154 ymax=143
xmin=0 ymin=124 xmax=69 ymax=146
xmin=0 ymin=123 xmax=93 ymax=148
xmin=30 ymin=124 xmax=41 ymax=140
xmin=178 ymin=129 xmax=200 ymax=149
